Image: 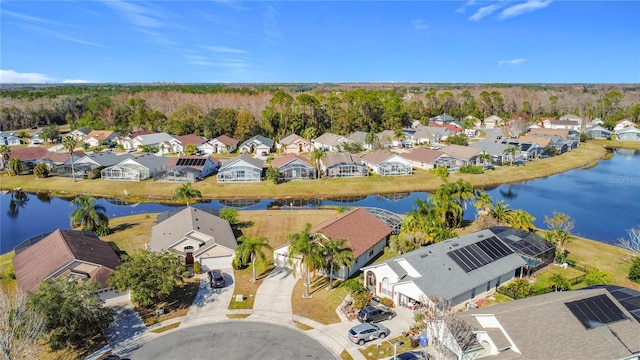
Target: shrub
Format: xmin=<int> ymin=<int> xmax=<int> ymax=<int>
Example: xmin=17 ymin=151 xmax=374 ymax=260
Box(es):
xmin=33 ymin=163 xmax=50 ymax=178
xmin=459 ymin=165 xmax=483 ymax=174
xmin=380 ymin=297 xmax=395 ymax=308
xmin=193 ymin=261 xmax=202 ymax=274
xmin=87 ymin=167 xmax=104 ymax=179
xmin=182 ymin=271 xmax=192 ymax=278
xmin=629 ymin=257 xmax=640 ymax=283
xmin=584 ymin=268 xmax=611 ymax=286
xmin=351 ymin=291 xmax=372 ymax=309
xmin=499 ymin=278 xmax=533 ymax=299
xmin=342 ymin=278 xmax=366 ymax=294
xmin=219 ymin=207 xmax=239 ymax=225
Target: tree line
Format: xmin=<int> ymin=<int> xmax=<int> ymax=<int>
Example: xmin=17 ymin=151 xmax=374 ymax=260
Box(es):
xmin=2 ymin=85 xmax=639 ymax=141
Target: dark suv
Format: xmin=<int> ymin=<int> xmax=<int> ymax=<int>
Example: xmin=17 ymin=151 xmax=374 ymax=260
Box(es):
xmin=358 ymin=305 xmax=395 ymax=323
xmin=208 ymin=269 xmax=225 ymax=288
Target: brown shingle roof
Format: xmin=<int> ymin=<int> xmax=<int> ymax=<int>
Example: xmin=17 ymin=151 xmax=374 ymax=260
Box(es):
xmin=271 ymin=153 xmax=312 ymax=168
xmin=175 ymin=134 xmax=207 ymax=145
xmin=400 ymin=148 xmax=445 ymax=163
xmin=9 ymin=147 xmax=86 ymax=163
xmin=215 ymin=135 xmax=240 ymax=146
xmin=310 ymin=208 xmax=392 ymax=258
xmin=529 ymin=128 xmax=569 ymax=140
xmin=517 ymin=135 xmax=551 ymax=147
xmin=13 ymin=230 xmax=121 ymax=293
xmin=86 ymin=130 xmax=115 ymax=141
xmin=441 ymin=144 xmax=481 ymax=160
xmin=360 ymin=150 xmax=394 ymax=165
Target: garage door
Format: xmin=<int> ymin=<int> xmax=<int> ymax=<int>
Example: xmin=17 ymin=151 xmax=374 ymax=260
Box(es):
xmin=199 ymin=256 xmax=233 ymax=271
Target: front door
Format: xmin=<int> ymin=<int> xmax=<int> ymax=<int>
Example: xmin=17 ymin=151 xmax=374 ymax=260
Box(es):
xmin=185 ymin=252 xmax=194 ymax=266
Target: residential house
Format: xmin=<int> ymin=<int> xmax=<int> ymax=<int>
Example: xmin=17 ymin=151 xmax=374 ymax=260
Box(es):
xmin=321 ymin=153 xmax=368 ymax=178
xmin=483 ymin=115 xmax=502 ymax=129
xmin=171 ymin=134 xmax=207 ymax=154
xmin=12 ymin=229 xmax=121 ymax=293
xmin=616 ymin=127 xmax=640 ymax=141
xmin=459 ymin=286 xmax=640 ymax=360
xmin=348 ymin=131 xmax=369 ymax=149
xmin=9 ymin=147 xmax=85 ymax=172
xmin=548 ymin=119 xmax=581 ymax=131
xmin=277 ymin=133 xmax=312 ymax=154
xmin=130 ymin=132 xmax=176 ymax=152
xmin=469 ymin=141 xmax=511 ymax=166
xmin=217 ymin=154 xmax=264 ymax=182
xmin=274 ymin=208 xmax=393 ymax=279
xmin=270 ymin=153 xmax=316 ymax=181
xmin=113 ymin=130 xmax=151 ymax=151
xmin=101 ymin=153 xmax=169 ymax=181
xmin=430 ymin=114 xmax=456 ymax=125
xmin=585 ymin=125 xmax=612 ymax=140
xmin=154 ymin=156 xmax=220 ymax=183
xmin=411 ymin=127 xmax=443 ymax=145
xmin=361 ymin=228 xmax=526 ymax=309
xmin=238 ymin=135 xmax=274 ymax=156
xmin=150 ymin=207 xmax=237 ymax=269
xmin=559 ymin=114 xmax=584 ymax=125
xmin=54 ymin=152 xmax=130 ymax=178
xmin=377 ymin=130 xmax=398 ymax=148
xmin=528 ymin=128 xmax=570 ymax=141
xmin=440 ymin=144 xmax=481 ymax=171
xmin=85 ymin=130 xmax=118 ymax=147
xmin=68 ymin=127 xmax=91 ymax=142
xmin=0 ymin=131 xmax=21 ymax=146
xmin=587 ymin=118 xmax=604 ymax=128
xmin=615 ymin=119 xmax=636 ymax=132
xmin=399 ymin=148 xmax=448 ymax=170
xmin=313 ymin=132 xmax=351 ymax=152
xmin=499 ymin=140 xmax=543 ymax=161
xmin=360 ymin=150 xmax=412 ymax=176
xmin=199 ymin=135 xmax=239 ymax=155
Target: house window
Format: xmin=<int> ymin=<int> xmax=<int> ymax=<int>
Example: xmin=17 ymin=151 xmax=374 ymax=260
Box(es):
xmin=381 ymin=277 xmax=392 ymax=297
xmin=471 ymin=287 xmax=476 ymax=299
xmin=486 ymin=281 xmax=491 ymax=292
xmin=369 ymin=249 xmax=374 ymax=257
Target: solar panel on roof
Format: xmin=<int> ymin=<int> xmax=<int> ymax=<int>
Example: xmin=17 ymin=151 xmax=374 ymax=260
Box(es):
xmin=176 ymin=158 xmax=206 ymax=167
xmin=565 ymin=294 xmax=628 ymax=329
xmin=447 ymin=236 xmax=515 ymax=273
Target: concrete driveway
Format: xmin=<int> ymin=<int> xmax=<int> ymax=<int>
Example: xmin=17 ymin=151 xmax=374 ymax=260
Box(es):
xmin=103 ymin=303 xmax=147 ymax=346
xmin=249 ymin=267 xmax=298 ymax=323
xmin=180 ymin=269 xmax=235 ymax=327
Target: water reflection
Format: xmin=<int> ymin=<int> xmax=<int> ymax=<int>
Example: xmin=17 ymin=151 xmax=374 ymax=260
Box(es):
xmin=7 ymin=190 xmax=29 ymax=218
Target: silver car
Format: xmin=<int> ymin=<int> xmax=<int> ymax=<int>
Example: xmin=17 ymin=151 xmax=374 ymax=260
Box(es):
xmin=348 ymin=322 xmax=390 ymax=345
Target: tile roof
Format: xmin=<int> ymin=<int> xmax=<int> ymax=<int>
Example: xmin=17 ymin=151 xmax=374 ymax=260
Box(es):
xmin=270 ymin=153 xmax=312 ymax=168
xmin=86 ymin=130 xmax=115 ymax=141
xmin=310 ymin=208 xmax=392 ymax=258
xmin=13 ymin=230 xmax=121 ymax=293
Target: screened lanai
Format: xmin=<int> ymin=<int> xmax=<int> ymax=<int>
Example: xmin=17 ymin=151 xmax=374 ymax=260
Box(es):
xmin=378 ymin=161 xmax=412 ymax=176
xmin=101 ymin=164 xmax=149 ymax=181
xmin=326 ymin=162 xmax=368 ymax=178
xmin=154 ymin=167 xmax=201 ymax=183
xmin=217 ymin=165 xmax=262 ymax=182
xmin=490 ymin=226 xmax=555 ymax=272
xmin=279 ymin=163 xmax=316 ymax=181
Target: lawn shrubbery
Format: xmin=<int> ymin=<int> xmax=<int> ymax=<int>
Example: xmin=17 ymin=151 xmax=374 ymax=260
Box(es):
xmin=459 ymin=165 xmax=484 ymax=174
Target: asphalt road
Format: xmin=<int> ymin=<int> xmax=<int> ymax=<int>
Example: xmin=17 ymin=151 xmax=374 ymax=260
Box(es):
xmin=125 ymin=321 xmax=338 ymax=360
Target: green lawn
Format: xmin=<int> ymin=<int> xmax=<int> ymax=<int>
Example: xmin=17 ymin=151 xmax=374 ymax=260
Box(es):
xmin=532 ymin=265 xmax=586 ymax=291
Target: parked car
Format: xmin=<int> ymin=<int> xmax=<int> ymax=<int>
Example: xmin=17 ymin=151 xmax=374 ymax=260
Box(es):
xmin=482 ymin=164 xmax=495 ymax=170
xmin=348 ymin=322 xmax=390 ymax=345
xmin=358 ymin=305 xmax=395 ymax=323
xmin=208 ymin=269 xmax=225 ymax=288
xmin=389 ymin=352 xmax=427 ymax=360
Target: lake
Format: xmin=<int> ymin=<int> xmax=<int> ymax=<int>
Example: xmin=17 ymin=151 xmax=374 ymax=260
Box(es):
xmin=1 ymin=149 xmax=639 ymax=254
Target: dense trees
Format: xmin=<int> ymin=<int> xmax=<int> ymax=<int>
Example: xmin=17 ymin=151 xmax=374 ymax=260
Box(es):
xmin=2 ymin=84 xmax=638 ymax=141
xmin=29 ymin=278 xmax=113 ymax=351
xmin=108 ymin=250 xmax=182 ymax=306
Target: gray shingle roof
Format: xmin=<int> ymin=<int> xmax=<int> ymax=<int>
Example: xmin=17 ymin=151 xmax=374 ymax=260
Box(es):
xmin=469 ymin=141 xmax=510 ymax=156
xmin=134 ymin=132 xmax=175 ymax=145
xmin=219 ymin=153 xmax=264 ymax=170
xmin=240 ymin=135 xmax=274 ymax=149
xmin=121 ymin=154 xmax=169 ymax=169
xmin=151 ymin=206 xmax=237 ymax=255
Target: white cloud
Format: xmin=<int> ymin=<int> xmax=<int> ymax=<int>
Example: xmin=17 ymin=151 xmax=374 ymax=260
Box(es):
xmin=0 ymin=69 xmax=54 ymax=83
xmin=2 ymin=10 xmax=62 ymax=26
xmin=469 ymin=4 xmax=500 ymax=21
xmin=18 ymin=24 xmax=105 ymax=47
xmin=498 ymin=58 xmax=525 ymax=65
xmin=455 ymin=0 xmax=477 ymax=14
xmin=203 ymin=46 xmax=247 ymax=54
xmin=411 ymin=19 xmax=430 ymax=30
xmin=263 ymin=5 xmax=283 ymax=43
xmin=63 ymin=79 xmax=90 ymax=84
xmin=101 ymin=0 xmax=162 ymax=28
xmin=499 ymin=0 xmax=553 ymax=20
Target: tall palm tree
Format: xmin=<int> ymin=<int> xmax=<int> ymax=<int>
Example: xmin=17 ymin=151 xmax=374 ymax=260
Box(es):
xmin=478 ymin=150 xmax=492 ymax=166
xmin=172 ymin=183 xmax=202 ymax=205
xmin=506 ymin=209 xmax=536 ymax=231
xmin=319 ymin=236 xmax=354 ymax=290
xmin=310 ymin=148 xmax=325 ymax=180
xmin=365 ymin=129 xmax=381 ymax=150
xmin=287 ymin=223 xmax=323 ymax=298
xmin=0 ymin=144 xmax=10 ymax=170
xmin=302 ymin=127 xmax=317 ymax=152
xmin=235 ymin=236 xmax=273 ymax=282
xmin=70 ymin=195 xmax=108 ymax=233
xmin=62 ymin=136 xmax=78 ymax=181
xmin=7 ymin=158 xmax=24 ymax=176
xmin=503 ymin=145 xmax=519 ymax=166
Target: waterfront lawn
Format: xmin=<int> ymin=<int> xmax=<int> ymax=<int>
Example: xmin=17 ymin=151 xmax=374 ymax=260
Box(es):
xmin=589 ymin=139 xmax=640 ymax=150
xmin=102 ymin=213 xmax=158 ymax=254
xmin=0 ymin=251 xmax=16 ymax=293
xmin=532 ymin=265 xmax=586 ymax=292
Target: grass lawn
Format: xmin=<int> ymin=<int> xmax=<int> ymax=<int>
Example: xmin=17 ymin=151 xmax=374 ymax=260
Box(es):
xmin=532 ymin=265 xmax=586 ymax=291
xmin=589 ymin=139 xmax=640 ymax=150
xmin=291 ymin=275 xmax=350 ymax=325
xmin=0 ymin=142 xmax=606 ymax=200
xmin=477 ymin=293 xmax=513 ymax=308
xmin=136 ymin=276 xmax=200 ymax=326
xmin=359 ymin=335 xmax=419 ymax=360
xmin=0 ymin=251 xmax=16 ymax=293
xmin=102 ymin=213 xmax=158 ymax=254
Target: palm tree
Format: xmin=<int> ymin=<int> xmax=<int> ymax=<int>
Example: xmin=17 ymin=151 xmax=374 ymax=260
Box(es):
xmin=503 ymin=145 xmax=519 ymax=166
xmin=545 ymin=228 xmax=571 ymax=256
xmin=302 ymin=127 xmax=317 ymax=152
xmin=319 ymin=236 xmax=354 ymax=290
xmin=0 ymin=144 xmax=10 ymax=170
xmin=287 ymin=223 xmax=323 ymax=298
xmin=474 ymin=191 xmax=493 ymax=217
xmin=478 ymin=150 xmax=492 ymax=166
xmin=235 ymin=236 xmax=273 ymax=282
xmin=7 ymin=158 xmax=24 ymax=176
xmin=365 ymin=129 xmax=381 ymax=150
xmin=310 ymin=148 xmax=325 ymax=180
xmin=172 ymin=183 xmax=202 ymax=205
xmin=490 ymin=200 xmax=512 ymax=224
xmin=506 ymin=209 xmax=536 ymax=231
xmin=70 ymin=195 xmax=108 ymax=233
xmin=62 ymin=136 xmax=79 ymax=181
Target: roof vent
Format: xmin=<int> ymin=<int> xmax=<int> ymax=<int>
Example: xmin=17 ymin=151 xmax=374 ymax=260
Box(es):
xmin=452 ymin=243 xmax=459 ymax=247
xmin=420 ymin=253 xmax=428 ymax=258
xmin=477 ymin=234 xmax=484 ymax=238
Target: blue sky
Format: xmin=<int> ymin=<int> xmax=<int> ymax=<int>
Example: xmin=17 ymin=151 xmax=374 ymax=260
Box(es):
xmin=1 ymin=1 xmax=638 ymax=84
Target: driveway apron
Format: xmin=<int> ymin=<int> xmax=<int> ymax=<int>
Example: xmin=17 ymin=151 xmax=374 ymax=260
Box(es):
xmin=104 ymin=303 xmax=147 ymax=346
xmin=251 ymin=267 xmax=298 ymax=319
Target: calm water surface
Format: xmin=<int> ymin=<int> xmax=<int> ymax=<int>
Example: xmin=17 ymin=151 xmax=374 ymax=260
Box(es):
xmin=1 ymin=149 xmax=638 ymax=254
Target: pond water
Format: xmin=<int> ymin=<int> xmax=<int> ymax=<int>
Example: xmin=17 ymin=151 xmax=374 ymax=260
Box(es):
xmin=1 ymin=149 xmax=639 ymax=254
